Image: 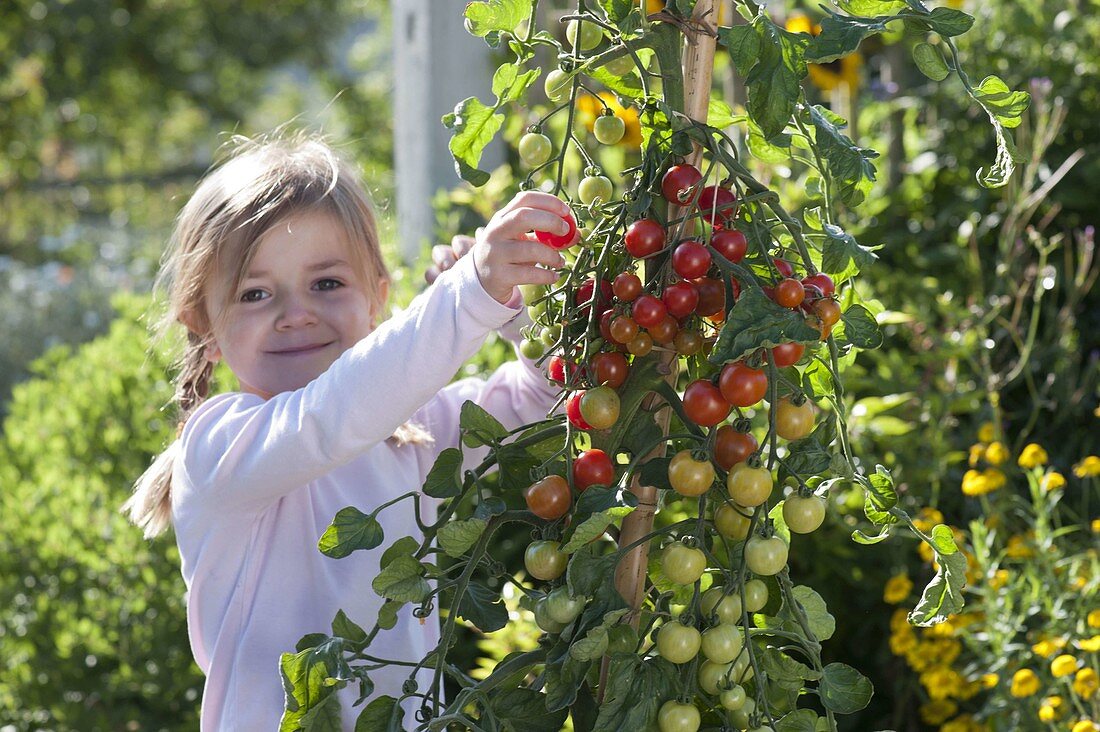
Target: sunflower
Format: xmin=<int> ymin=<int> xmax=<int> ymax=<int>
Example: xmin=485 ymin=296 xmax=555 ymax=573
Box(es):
xmin=785 ymin=15 xmax=863 ymax=94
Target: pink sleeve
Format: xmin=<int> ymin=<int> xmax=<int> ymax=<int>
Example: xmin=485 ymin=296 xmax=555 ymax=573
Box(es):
xmin=175 ymin=255 xmax=524 ymax=515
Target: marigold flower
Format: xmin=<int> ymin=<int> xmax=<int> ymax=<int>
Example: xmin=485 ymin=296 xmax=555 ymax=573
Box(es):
xmin=977 ymin=421 xmax=996 ymax=443
xmin=1093 ymin=518 xmax=1100 ymax=533
xmin=984 ymin=441 xmax=1008 ymax=465
xmin=1052 ymin=654 xmax=1080 ymax=678
xmin=914 ymin=507 xmax=945 ymax=533
xmin=1078 ymin=635 xmax=1100 ymax=653
xmin=980 ymin=672 xmax=999 ymax=688
xmin=1074 ymin=668 xmax=1099 ymax=699
xmin=1032 ymin=637 xmax=1066 ymax=657
xmin=1038 ymin=695 xmax=1063 ymax=721
xmin=919 ymin=540 xmax=935 ymax=563
xmin=1041 ymin=471 xmax=1067 ymax=491
xmin=1089 ymin=610 xmax=1100 ymax=628
xmin=884 ymin=573 xmax=913 ymax=604
xmin=968 ymin=444 xmax=984 ymax=467
xmin=1018 ymin=443 xmax=1049 ymax=468
xmin=1010 ymin=668 xmax=1040 ymax=697
xmin=1074 ymin=455 xmax=1100 ymax=478
xmin=982 ymin=468 xmax=1006 ymax=491
xmin=1071 ymin=720 xmax=1099 ymax=732
xmin=988 ymin=569 xmax=1009 ymax=590
xmin=961 ymin=469 xmax=988 ymax=496
xmin=919 ymin=699 xmax=958 ymax=725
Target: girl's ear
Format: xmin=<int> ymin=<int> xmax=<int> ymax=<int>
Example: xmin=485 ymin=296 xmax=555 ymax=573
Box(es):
xmin=371 ymin=278 xmax=390 ymax=327
xmin=178 ymin=310 xmax=222 ymax=364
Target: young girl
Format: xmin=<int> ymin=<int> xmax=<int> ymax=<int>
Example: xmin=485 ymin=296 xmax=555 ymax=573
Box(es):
xmin=121 ymin=133 xmax=571 ymax=730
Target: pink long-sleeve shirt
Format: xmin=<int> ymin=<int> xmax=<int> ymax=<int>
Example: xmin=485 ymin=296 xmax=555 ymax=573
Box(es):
xmin=170 ymin=254 xmax=560 ymax=730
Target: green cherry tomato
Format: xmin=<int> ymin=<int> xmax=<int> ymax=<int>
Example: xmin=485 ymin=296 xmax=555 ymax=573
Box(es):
xmin=518 ymin=132 xmax=552 ymax=167
xmin=578 ymin=175 xmax=613 ymax=205
xmin=783 ymin=494 xmax=827 ymax=534
xmin=579 ymin=385 xmax=620 ymax=429
xmin=744 ymin=536 xmax=788 ymax=576
xmin=566 ymin=19 xmax=604 ymax=51
xmin=533 ymin=598 xmax=567 ymax=633
xmin=714 ymin=502 xmax=752 ymax=540
xmin=775 ymin=396 xmax=816 ymax=440
xmin=657 ymin=700 xmax=701 ymax=732
xmin=518 ymin=283 xmax=546 ymax=305
xmin=525 ymin=540 xmax=568 ymax=581
xmin=743 ymin=579 xmax=768 ymax=613
xmin=544 ymin=586 xmax=586 ymax=624
xmin=520 ymin=338 xmax=545 ymax=360
xmin=720 ymin=685 xmax=747 ymax=711
xmin=726 ymin=464 xmax=773 ymax=507
xmin=731 ymin=655 xmax=756 ymax=684
xmin=697 ymin=659 xmax=734 ymax=695
xmin=594 ymin=114 xmax=626 ymax=145
xmin=602 ymin=52 xmax=635 ymax=76
xmin=701 ymin=623 xmax=744 ymax=664
xmin=545 ymin=69 xmax=571 ymax=102
xmin=700 ymin=586 xmax=743 ymax=625
xmin=655 ymin=621 xmax=701 ymax=664
xmin=661 ymin=541 xmax=706 ymax=585
xmin=668 ymin=450 xmax=716 ymax=497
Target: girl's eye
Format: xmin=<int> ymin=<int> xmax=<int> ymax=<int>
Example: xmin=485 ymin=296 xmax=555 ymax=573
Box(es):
xmin=238 ymin=279 xmax=343 ymax=303
xmin=240 ymin=289 xmax=266 ymax=303
xmin=316 ymin=278 xmax=344 ymax=291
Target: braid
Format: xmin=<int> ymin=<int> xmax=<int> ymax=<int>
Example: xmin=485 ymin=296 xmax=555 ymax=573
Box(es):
xmin=176 ymin=333 xmax=216 ymax=437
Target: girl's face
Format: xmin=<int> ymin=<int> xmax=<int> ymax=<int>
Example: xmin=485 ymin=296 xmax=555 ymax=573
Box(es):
xmin=203 ymin=209 xmax=387 ymax=400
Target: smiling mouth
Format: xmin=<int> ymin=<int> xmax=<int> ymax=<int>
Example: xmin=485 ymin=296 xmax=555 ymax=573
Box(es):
xmin=270 ymin=342 xmax=334 ymax=355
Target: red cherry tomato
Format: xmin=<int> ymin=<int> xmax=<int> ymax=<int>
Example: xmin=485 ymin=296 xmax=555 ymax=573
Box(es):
xmin=576 ymin=278 xmax=613 ymax=316
xmin=624 ymin=219 xmax=666 ymax=258
xmin=719 ymin=362 xmax=768 ymax=408
xmin=548 ymin=356 xmax=566 ymax=383
xmin=661 ymin=164 xmax=703 ymax=205
xmin=711 ymin=229 xmax=748 ymax=264
xmin=774 ymin=278 xmax=805 ymax=309
xmin=713 ymin=425 xmax=759 ymax=470
xmin=698 ymin=185 xmax=737 ymax=225
xmin=648 ymin=315 xmax=679 ymax=344
xmin=692 ymin=277 xmax=725 ymax=317
xmin=813 ymin=299 xmax=842 ymax=327
xmin=662 ymin=281 xmax=699 ymax=318
xmin=573 ymin=449 xmax=614 ymax=491
xmin=672 ymin=241 xmax=712 ymax=280
xmin=632 ymin=294 xmax=667 ymax=328
xmin=612 ymin=272 xmax=642 ymax=302
xmin=524 ymin=475 xmax=572 ymax=520
xmin=566 ymin=392 xmax=593 ymax=430
xmin=590 ymin=351 xmax=629 ymax=389
xmin=683 ymin=380 xmax=730 ymax=427
xmin=772 ymin=258 xmax=794 ymax=278
xmin=535 ymin=212 xmax=578 ymax=250
xmin=599 ymin=309 xmax=616 ymax=342
xmin=802 ymin=272 xmax=835 ymax=299
xmin=770 ymin=342 xmax=805 ymax=367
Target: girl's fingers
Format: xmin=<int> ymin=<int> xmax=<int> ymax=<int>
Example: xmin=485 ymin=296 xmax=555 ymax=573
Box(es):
xmin=500 ymin=191 xmax=572 ymax=218
xmin=451 ymin=234 xmax=476 ymax=258
xmin=431 ymin=244 xmax=458 ymax=271
xmin=507 ymin=263 xmax=562 ymax=287
xmin=507 ymin=240 xmax=567 ymax=269
xmin=490 ymin=207 xmax=573 ymax=240
xmin=424 ymin=264 xmax=441 ymax=284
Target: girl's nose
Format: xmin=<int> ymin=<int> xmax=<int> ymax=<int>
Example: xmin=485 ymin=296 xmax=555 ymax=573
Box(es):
xmin=275 ymin=294 xmax=319 ymax=329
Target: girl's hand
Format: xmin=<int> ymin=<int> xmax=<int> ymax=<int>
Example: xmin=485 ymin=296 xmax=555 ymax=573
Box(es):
xmin=472 ymin=192 xmax=574 ymax=304
xmin=424 ymin=232 xmax=478 ymax=286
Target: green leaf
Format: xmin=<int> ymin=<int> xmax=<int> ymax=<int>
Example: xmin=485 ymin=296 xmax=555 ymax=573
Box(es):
xmin=455 ymin=581 xmax=509 ymax=633
xmin=588 ymin=63 xmax=646 ymax=100
xmin=371 ymin=555 xmax=430 ymax=604
xmin=710 ymin=288 xmax=822 ymax=363
xmin=972 ymin=75 xmax=1031 ymax=129
xmin=491 ymin=62 xmax=539 ymax=105
xmin=331 ymin=610 xmax=368 ymax=645
xmin=598 ymin=0 xmax=634 ymax=24
xmin=851 ymin=525 xmax=892 ymax=545
xmin=836 ymin=0 xmax=905 ymax=12
xmin=806 ymin=14 xmax=887 ymax=64
xmin=437 ymin=518 xmax=487 ymax=558
xmin=921 ymin=7 xmax=975 ymax=37
xmin=460 ymin=400 xmax=508 ymax=447
xmin=638 ymin=455 xmax=673 ymax=492
xmin=866 ymin=465 xmax=897 ymax=510
xmin=840 ymin=304 xmax=883 ymax=350
xmin=463 ymin=0 xmax=532 ymax=37
xmin=377 ymin=600 xmax=401 ymax=630
xmin=809 ymin=106 xmax=878 ymax=208
xmin=300 ymin=694 xmax=342 ymax=730
xmin=908 ymin=550 xmax=968 ymax=626
xmin=747 ymin=119 xmax=792 ymax=163
xmin=562 ymin=507 xmax=633 ymax=553
xmin=570 ymin=624 xmax=611 ymax=661
xmin=821 ymin=222 xmax=877 ymax=278
xmin=775 ymin=709 xmax=821 ymax=731
xmin=787 ymin=585 xmax=835 ymax=641
xmin=707 ymin=99 xmax=736 ymax=129
xmin=755 ymin=642 xmax=821 ymax=683
xmin=930 ymin=523 xmax=959 ymax=554
xmin=976 ymin=117 xmax=1018 ymax=188
xmin=424 ymin=447 xmax=463 ymax=498
xmin=544 ymin=656 xmax=592 ymax=712
xmin=591 ymin=656 xmax=676 ymax=731
xmin=912 ymin=42 xmax=950 ymax=81
xmin=567 ymin=544 xmax=618 ymax=598
xmin=318 ymin=507 xmax=384 ymax=559
xmin=718 ymin=24 xmax=762 ymax=77
xmin=279 ymin=640 xmax=344 ymax=729
xmin=443 ymin=96 xmax=503 ymax=187
xmin=819 ymin=662 xmax=874 ymax=714
xmin=354 ymin=695 xmax=403 ymax=732
xmin=489 ymin=688 xmax=569 ymax=732
xmin=380 ymin=536 xmax=420 ymax=569
xmin=745 ymin=18 xmax=808 ymax=139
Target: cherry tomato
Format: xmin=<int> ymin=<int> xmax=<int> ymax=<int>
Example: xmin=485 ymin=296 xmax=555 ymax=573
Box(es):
xmin=656 ymin=621 xmax=701 ymax=664
xmin=624 ymin=218 xmax=666 ymax=258
xmin=697 ymin=659 xmax=734 ymax=695
xmin=692 ymin=277 xmax=725 ymax=317
xmin=609 ymin=315 xmax=639 ymax=344
xmin=674 ymin=329 xmax=703 ymax=356
xmin=701 ymin=623 xmax=744 ymax=664
xmin=612 ymin=271 xmax=642 ymax=301
xmin=524 ymin=475 xmax=571 ymax=520
xmin=772 ymin=258 xmax=794 ymax=278
xmin=579 ymin=386 xmax=620 ymax=430
xmin=657 ymin=700 xmax=701 ymax=732
xmin=520 ymin=338 xmax=544 ymax=360
xmin=661 ymin=163 xmax=703 ymax=205
xmin=713 ymin=426 xmax=758 ymax=470
xmin=668 ymin=450 xmax=716 ymax=497
xmin=700 ymin=586 xmax=743 ymax=625
xmin=525 ymin=540 xmax=568 ymax=580
xmin=602 ymin=53 xmax=634 ymax=77
xmin=632 ymin=294 xmax=667 ymax=328
xmin=726 ymin=464 xmax=773 ymax=507
xmin=813 ymin=298 xmax=842 ymax=327
xmin=802 ymin=272 xmax=835 ymax=299
xmin=775 ymin=396 xmax=815 ymax=440
xmin=544 ymin=69 xmax=570 ymax=102
xmin=535 ymin=212 xmax=577 ymax=250
xmin=544 ymin=586 xmax=586 ymax=624
xmin=598 ymin=309 xmax=615 ymax=343
xmin=578 ymin=175 xmax=613 ymax=205
xmin=770 ymin=342 xmax=805 ymax=368
xmin=743 ymin=579 xmax=768 ymax=612
xmin=648 ymin=315 xmax=679 ymax=344
xmin=683 ymin=380 xmax=730 ymax=427
xmin=593 ymin=114 xmax=626 ymax=145
xmin=533 ymin=597 xmax=567 ymax=633
xmin=662 ymin=541 xmax=706 ymax=584
xmin=662 ymin=281 xmax=699 ymax=318
xmin=547 ymin=355 xmax=580 ymax=384
xmin=744 ymin=535 xmax=789 ymax=576
xmin=711 ymin=229 xmax=747 ymax=263
xmin=774 ymin=278 xmax=805 ymax=308
xmin=672 ymin=241 xmax=712 ymax=279
xmin=714 ymin=502 xmax=752 ymax=540
xmin=627 ymin=332 xmax=653 ymax=356
xmin=573 ymin=448 xmax=614 ymax=491
xmin=698 ymin=185 xmax=737 ymax=225
xmin=566 ymin=392 xmax=593 ymax=430
xmin=566 ymin=18 xmax=604 ymax=50
xmin=718 ymin=362 xmax=768 ymax=408
xmin=783 ymin=494 xmax=827 ymax=534
xmin=590 ymin=351 xmax=629 ymax=389
xmin=518 ymin=133 xmax=552 ymax=167
xmin=575 ymin=277 xmax=613 ymax=315
xmin=720 ymin=685 xmax=747 ymax=711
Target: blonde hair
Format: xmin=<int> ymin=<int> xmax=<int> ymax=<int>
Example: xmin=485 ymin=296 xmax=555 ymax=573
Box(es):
xmin=122 ymin=130 xmax=432 ymax=539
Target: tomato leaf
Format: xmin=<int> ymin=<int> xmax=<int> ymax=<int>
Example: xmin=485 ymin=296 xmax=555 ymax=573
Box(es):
xmin=717 ymin=24 xmax=762 ymax=77
xmin=442 ymin=96 xmax=502 ymax=187
xmin=331 ymin=610 xmax=367 ymax=645
xmin=561 ymin=506 xmax=633 ymax=553
xmin=597 ymin=0 xmax=634 ymax=24
xmin=809 ymin=106 xmax=879 ymax=208
xmin=774 ymin=708 xmax=821 ymax=731
xmin=745 ymin=17 xmax=808 ymax=140
xmin=786 ymin=585 xmax=836 ymax=642
xmin=463 ymin=0 xmax=532 ymax=37
xmin=566 ymin=543 xmax=618 ymax=598
xmin=929 ymin=523 xmax=959 ymax=555
xmin=491 ymin=62 xmax=539 ymax=106
xmin=805 ymin=13 xmax=888 ymax=64
xmin=459 ymin=400 xmax=508 ymax=447
xmin=371 ymin=555 xmax=430 ymax=604
xmin=710 ymin=288 xmax=822 ymax=364
xmin=423 ymin=447 xmax=463 ymax=498
xmin=591 ymin=655 xmax=676 ymax=732
xmin=544 ymin=655 xmax=592 ymax=712
xmin=909 ymin=6 xmax=975 ymax=37
xmin=318 ymin=507 xmax=383 ymax=559
xmin=865 ymin=464 xmax=898 ymax=511
xmin=972 ymin=74 xmax=1031 ymax=129
xmin=488 ymin=687 xmax=568 ymax=732
xmin=380 ymin=536 xmax=420 ymax=569
xmin=437 ymin=518 xmax=487 ymax=558
xmin=840 ymin=304 xmax=884 ymax=350
xmin=908 ymin=549 xmax=968 ymax=626
xmin=821 ymin=223 xmax=877 ymax=279
xmin=353 ymin=695 xmax=403 ymax=732
xmin=851 ymin=525 xmax=892 ymax=544
xmin=835 ymin=0 xmax=906 ymax=13
xmin=912 ymin=42 xmax=950 ymax=81
xmin=747 ymin=118 xmax=792 ymax=163
xmin=377 ymin=600 xmax=402 ymax=631
xmin=638 ymin=455 xmax=673 ymax=492
xmin=754 ymin=639 xmax=821 ymax=683
xmin=279 ymin=639 xmax=345 ymax=728
xmin=573 ymin=484 xmax=637 ymax=527
xmin=818 ymin=662 xmax=874 ymax=714
xmin=455 ymin=580 xmax=509 ymax=633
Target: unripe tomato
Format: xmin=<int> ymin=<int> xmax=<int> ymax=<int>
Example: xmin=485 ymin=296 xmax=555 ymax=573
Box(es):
xmin=812 ymin=298 xmax=842 ymax=327
xmin=624 ymin=218 xmax=665 ymax=258
xmin=661 ymin=163 xmax=703 ymax=205
xmin=593 ymin=114 xmax=626 ymax=145
xmin=524 ymin=475 xmax=571 ymax=520
xmin=720 ymin=685 xmax=747 ymax=711
xmin=682 ymin=380 xmax=730 ymax=427
xmin=609 ymin=315 xmax=639 ymax=344
xmin=533 ymin=597 xmax=567 ymax=633
xmin=602 ymin=53 xmax=634 ymax=77
xmin=656 ymin=621 xmax=701 ymax=664
xmin=744 ymin=535 xmax=789 ymax=576
xmin=698 ymin=185 xmax=737 ymax=225
xmin=662 ymin=281 xmax=699 ymax=318
xmin=697 ymin=659 xmax=734 ymax=695
xmin=518 ymin=133 xmax=552 ymax=167
xmin=672 ymin=241 xmax=712 ymax=280
xmin=774 ymin=396 xmax=815 ymax=440
xmin=566 ymin=392 xmax=593 ymax=430
xmin=802 ymin=272 xmax=835 ymax=299
xmin=701 ymin=623 xmax=744 ymax=664
xmin=731 ymin=654 xmax=756 ymax=685
xmin=743 ymin=579 xmax=768 ymax=612
xmin=544 ymin=586 xmax=586 ymax=624
xmin=544 ymin=68 xmax=570 ymax=102
xmin=612 ymin=271 xmax=642 ymax=301
xmin=774 ymin=278 xmax=805 ymax=308
xmin=648 ymin=315 xmax=678 ymax=344
xmin=519 ymin=338 xmax=544 ymax=360
xmin=632 ymin=294 xmax=667 ymax=328
xmin=726 ymin=464 xmax=773 ymax=507
xmin=590 ymin=351 xmax=629 ymax=389
xmin=580 ymin=386 xmax=620 ymax=430
xmin=674 ymin=329 xmax=703 ymax=356
xmin=627 ymin=332 xmax=654 ymax=356
xmin=578 ymin=175 xmax=613 ymax=205
xmin=668 ymin=450 xmax=716 ymax=497
xmin=518 ymin=283 xmax=546 ymax=306
xmin=713 ymin=502 xmax=752 ymax=540
xmin=540 ymin=324 xmax=562 ymax=347
xmin=700 ymin=586 xmax=743 ymax=624
xmin=692 ymin=277 xmax=726 ymax=317
xmin=535 ymin=212 xmax=577 ymax=250
xmin=657 ymin=700 xmax=701 ymax=732
xmin=525 ymin=540 xmax=568 ymax=580
xmin=566 ymin=18 xmax=604 ymax=50
xmin=718 ymin=362 xmax=768 ymax=408
xmin=711 ymin=229 xmax=747 ymax=263
xmin=662 ymin=541 xmax=706 ymax=584
xmin=573 ymin=448 xmax=614 ymax=491
xmin=783 ymin=494 xmax=827 ymax=534
xmin=770 ymin=342 xmax=805 ymax=367
xmin=713 ymin=426 xmax=758 ymax=470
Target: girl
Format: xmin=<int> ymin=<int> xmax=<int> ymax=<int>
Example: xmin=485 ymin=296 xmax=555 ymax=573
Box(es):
xmin=121 ymin=132 xmax=571 ymax=730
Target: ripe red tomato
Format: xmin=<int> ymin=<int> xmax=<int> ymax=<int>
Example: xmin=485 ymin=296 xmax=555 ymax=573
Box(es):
xmin=698 ymin=185 xmax=737 ymax=225
xmin=535 ymin=212 xmax=578 ymax=250
xmin=575 ymin=278 xmax=613 ymax=316
xmin=599 ymin=309 xmax=616 ymax=342
xmin=612 ymin=272 xmax=642 ymax=302
xmin=683 ymin=380 xmax=730 ymax=427
xmin=772 ymin=258 xmax=794 ymax=278
xmin=711 ymin=229 xmax=748 ymax=263
xmin=813 ymin=299 xmax=842 ymax=327
xmin=573 ymin=449 xmax=614 ymax=491
xmin=713 ymin=425 xmax=758 ymax=470
xmin=692 ymin=277 xmax=725 ymax=317
xmin=590 ymin=351 xmax=629 ymax=388
xmin=672 ymin=241 xmax=712 ymax=279
xmin=547 ymin=356 xmax=566 ymax=383
xmin=648 ymin=315 xmax=679 ymax=344
xmin=632 ymin=294 xmax=667 ymax=328
xmin=774 ymin=278 xmax=805 ymax=309
xmin=802 ymin=272 xmax=835 ymax=299
xmin=662 ymin=281 xmax=699 ymax=318
xmin=524 ymin=475 xmax=572 ymax=520
xmin=566 ymin=392 xmax=593 ymax=430
xmin=770 ymin=342 xmax=805 ymax=367
xmin=661 ymin=163 xmax=703 ymax=204
xmin=718 ymin=362 xmax=768 ymax=408
xmin=624 ymin=218 xmax=666 ymax=258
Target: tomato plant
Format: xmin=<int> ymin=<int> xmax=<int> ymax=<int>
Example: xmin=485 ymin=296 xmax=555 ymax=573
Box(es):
xmin=524 ymin=474 xmax=571 ymax=520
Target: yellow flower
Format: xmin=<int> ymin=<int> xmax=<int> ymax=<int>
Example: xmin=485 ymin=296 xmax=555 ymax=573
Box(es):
xmin=1089 ymin=610 xmax=1100 ymax=628
xmin=984 ymin=441 xmax=1009 ymax=465
xmin=1041 ymin=471 xmax=1067 ymax=491
xmin=982 ymin=468 xmax=1006 ymax=491
xmin=1033 ymin=637 xmax=1067 ymax=658
xmin=884 ymin=573 xmax=913 ymax=604
xmin=1078 ymin=635 xmax=1100 ymax=653
xmin=1074 ymin=455 xmax=1100 ymax=478
xmin=1018 ymin=443 xmax=1049 ymax=468
xmin=980 ymin=673 xmax=999 ymax=688
xmin=920 ymin=699 xmax=958 ymax=725
xmin=988 ymin=569 xmax=1009 ymax=590
xmin=1093 ymin=518 xmax=1100 ymax=533
xmin=977 ymin=422 xmax=996 ymax=443
xmin=961 ymin=469 xmax=987 ymax=496
xmin=1010 ymin=668 xmax=1040 ymax=697
xmin=921 ymin=665 xmax=963 ymax=700
xmin=1071 ymin=721 xmax=1099 ymax=732
xmin=1052 ymin=654 xmax=1080 ymax=677
xmin=942 ymin=714 xmax=986 ymax=732
xmin=1074 ymin=668 xmax=1099 ymax=699
xmin=1038 ymin=695 xmax=1063 ymax=721
xmin=919 ymin=540 xmax=936 ymax=563
xmin=968 ymin=444 xmax=984 ymax=467
xmin=915 ymin=507 xmax=945 ymax=534
xmin=891 ymin=627 xmax=917 ymax=655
